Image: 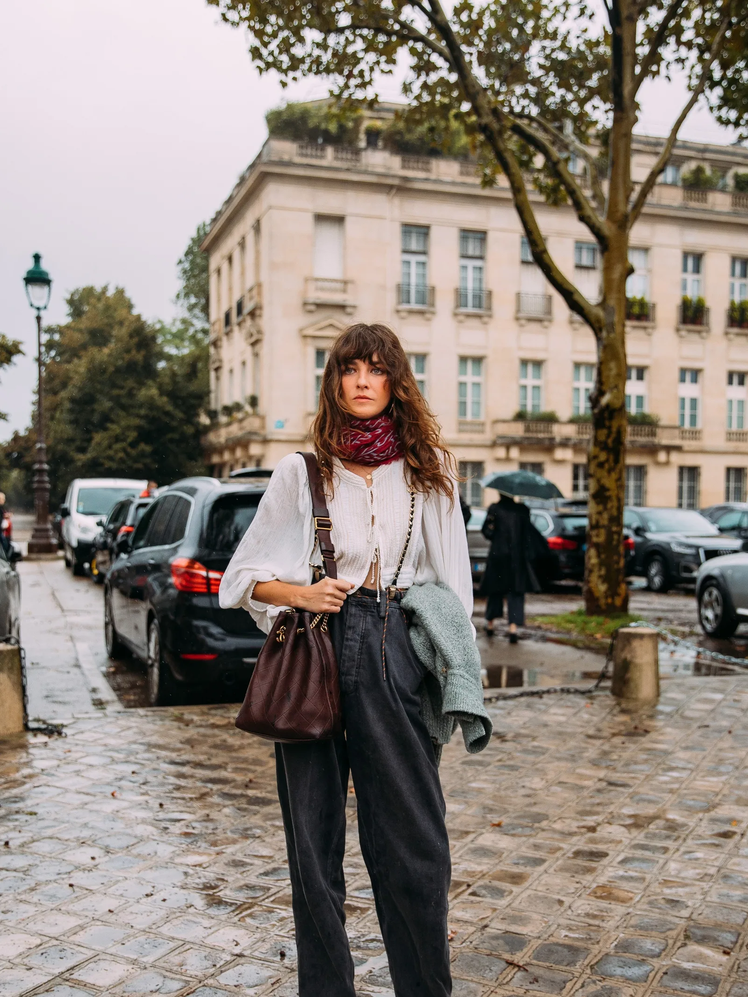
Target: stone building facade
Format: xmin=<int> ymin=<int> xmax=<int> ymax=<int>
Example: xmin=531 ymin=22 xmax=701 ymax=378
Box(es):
xmin=201 ymin=120 xmax=748 ymax=509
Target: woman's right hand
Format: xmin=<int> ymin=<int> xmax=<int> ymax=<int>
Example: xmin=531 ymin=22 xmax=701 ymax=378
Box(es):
xmin=301 ymin=577 xmax=355 ymax=613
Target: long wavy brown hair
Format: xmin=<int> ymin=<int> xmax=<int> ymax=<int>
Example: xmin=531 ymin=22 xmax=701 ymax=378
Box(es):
xmin=312 ymin=323 xmax=456 ymax=500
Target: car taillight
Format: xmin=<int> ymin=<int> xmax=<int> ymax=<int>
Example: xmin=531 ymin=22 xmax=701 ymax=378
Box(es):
xmin=547 ymin=536 xmax=578 ymax=550
xmin=170 ymin=557 xmax=223 ymax=594
xmin=116 ymin=524 xmax=135 ymax=538
xmin=624 ymin=536 xmax=635 ymax=552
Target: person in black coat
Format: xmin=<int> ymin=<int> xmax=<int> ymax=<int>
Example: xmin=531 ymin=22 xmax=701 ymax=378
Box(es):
xmin=479 ymin=494 xmax=548 ymax=641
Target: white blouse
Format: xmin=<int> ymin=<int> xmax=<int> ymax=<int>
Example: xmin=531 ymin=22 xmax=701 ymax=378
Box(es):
xmin=219 ymin=453 xmax=474 ymax=634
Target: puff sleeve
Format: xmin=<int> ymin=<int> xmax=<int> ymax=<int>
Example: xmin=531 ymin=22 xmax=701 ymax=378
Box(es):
xmin=218 ymin=453 xmax=315 ymax=633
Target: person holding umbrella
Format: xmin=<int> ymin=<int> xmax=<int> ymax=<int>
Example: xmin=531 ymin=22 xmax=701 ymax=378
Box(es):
xmin=478 ymin=470 xmax=557 ymax=640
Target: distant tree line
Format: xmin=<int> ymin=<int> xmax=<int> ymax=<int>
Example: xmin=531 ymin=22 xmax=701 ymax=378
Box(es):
xmin=0 ymin=224 xmax=210 ymax=509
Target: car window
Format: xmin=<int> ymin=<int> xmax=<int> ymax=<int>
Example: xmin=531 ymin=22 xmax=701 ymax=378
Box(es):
xmin=530 ymin=511 xmax=552 ymax=535
xmin=716 ymin=510 xmax=744 ymax=530
xmin=129 ymin=501 xmax=152 ymax=527
xmin=106 ymin=501 xmax=128 ymax=530
xmin=205 ymin=494 xmax=262 ymax=553
xmin=160 ymin=496 xmax=191 ymax=546
xmin=642 ymin=509 xmax=718 ymax=534
xmin=141 ymin=496 xmax=181 ymax=548
xmin=557 ymin=516 xmax=588 ymax=531
xmin=623 ymin=509 xmax=641 ymax=529
xmin=131 ymin=500 xmax=164 ymax=551
xmin=76 ymin=487 xmax=141 ymax=517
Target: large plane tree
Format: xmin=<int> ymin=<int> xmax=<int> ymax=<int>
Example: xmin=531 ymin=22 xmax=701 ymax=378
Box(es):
xmin=208 ymin=0 xmax=747 ymax=613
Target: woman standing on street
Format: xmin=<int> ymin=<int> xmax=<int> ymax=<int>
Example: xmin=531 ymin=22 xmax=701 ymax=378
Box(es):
xmin=220 ymin=323 xmax=473 ymax=997
xmin=480 ymin=492 xmax=547 ymax=640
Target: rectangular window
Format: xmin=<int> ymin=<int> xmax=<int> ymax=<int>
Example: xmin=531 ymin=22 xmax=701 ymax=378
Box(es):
xmin=662 ymin=164 xmax=680 ymax=185
xmin=678 ymin=467 xmax=700 ymax=509
xmin=520 ymin=462 xmax=544 ymax=476
xmin=520 ymin=236 xmax=533 ymax=264
xmin=228 ymin=368 xmax=234 ymax=404
xmin=625 ymin=366 xmax=647 ymax=415
xmin=458 ymin=461 xmax=484 ymax=507
xmin=401 ymin=224 xmax=429 ymax=305
xmin=458 ymin=357 xmax=484 ymax=420
xmin=572 ymin=363 xmax=594 ymax=416
xmin=314 ymin=216 xmax=344 ymax=279
xmin=236 ymin=296 xmax=244 ymax=321
xmin=678 ymin=368 xmax=701 ymax=428
xmin=408 ymin=353 xmax=427 ymax=397
xmin=681 ymin=252 xmax=703 ymax=299
xmin=626 ymin=248 xmax=650 ymax=301
xmin=574 ymin=241 xmax=601 ymax=302
xmin=726 ymin=468 xmax=746 ymax=503
xmin=458 ymin=230 xmax=486 ymax=309
xmin=519 ymin=360 xmax=543 ymax=414
xmin=727 ymin=371 xmax=746 ymax=430
xmin=224 ymin=308 xmax=231 ymax=332
xmin=314 ymin=348 xmax=329 ymax=405
xmin=572 ymin=463 xmax=589 ymax=498
xmin=240 ymin=360 xmax=246 ymax=402
xmin=625 ymin=466 xmax=647 ymax=506
xmin=730 ymin=258 xmax=748 ymax=303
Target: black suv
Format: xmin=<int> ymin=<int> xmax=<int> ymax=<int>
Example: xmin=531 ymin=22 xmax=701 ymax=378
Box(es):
xmin=104 ymin=477 xmax=266 ymax=705
xmin=624 ymin=506 xmax=744 ymax=592
xmin=91 ymin=496 xmax=153 ymax=583
xmin=701 ymin=503 xmax=748 ymax=541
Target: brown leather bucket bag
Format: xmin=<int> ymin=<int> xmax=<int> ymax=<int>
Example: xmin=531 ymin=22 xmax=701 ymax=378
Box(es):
xmin=235 ymin=453 xmax=342 ymax=743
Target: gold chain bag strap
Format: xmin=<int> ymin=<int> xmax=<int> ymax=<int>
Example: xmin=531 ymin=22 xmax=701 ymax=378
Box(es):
xmin=234 ymin=453 xmax=342 ymax=742
xmin=379 ymin=485 xmax=416 ymax=680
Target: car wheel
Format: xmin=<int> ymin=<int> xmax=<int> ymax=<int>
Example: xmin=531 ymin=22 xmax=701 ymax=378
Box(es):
xmin=64 ymin=545 xmax=72 ymax=569
xmin=147 ymin=619 xmax=180 ymax=707
xmin=646 ymin=554 xmax=670 ymax=593
xmin=699 ymin=580 xmax=738 ymax=638
xmin=72 ymin=553 xmax=85 ymax=577
xmin=104 ymin=590 xmax=126 ymax=659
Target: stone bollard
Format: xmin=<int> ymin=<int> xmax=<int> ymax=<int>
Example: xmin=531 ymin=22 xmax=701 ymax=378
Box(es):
xmin=611 ymin=627 xmax=659 ymax=703
xmin=0 ymin=643 xmax=25 ymax=736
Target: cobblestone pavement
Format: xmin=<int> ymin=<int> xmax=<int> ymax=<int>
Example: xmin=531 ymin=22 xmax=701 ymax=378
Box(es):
xmin=2 ymin=675 xmax=748 ymax=997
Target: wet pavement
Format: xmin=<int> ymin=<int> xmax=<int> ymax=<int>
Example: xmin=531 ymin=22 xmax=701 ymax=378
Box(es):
xmin=2 ymin=676 xmax=748 ymax=996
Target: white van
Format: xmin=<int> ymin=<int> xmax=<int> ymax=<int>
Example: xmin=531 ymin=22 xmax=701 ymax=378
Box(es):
xmin=61 ymin=478 xmax=147 ymax=575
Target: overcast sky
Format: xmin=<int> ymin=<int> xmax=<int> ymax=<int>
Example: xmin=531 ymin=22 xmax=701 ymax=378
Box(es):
xmin=0 ymin=0 xmax=738 ymax=435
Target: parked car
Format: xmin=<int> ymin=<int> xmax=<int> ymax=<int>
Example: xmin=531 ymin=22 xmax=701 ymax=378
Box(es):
xmin=529 ymin=508 xmax=635 ymax=586
xmin=60 ymin=478 xmax=147 ymax=576
xmin=90 ymin=496 xmax=154 ymax=584
xmin=624 ymin=506 xmax=744 ymax=592
xmin=0 ymin=540 xmax=22 ymax=641
xmin=701 ymin=503 xmax=748 ymax=542
xmin=467 ymin=508 xmax=489 ymax=587
xmin=695 ymin=552 xmax=748 ymax=637
xmin=104 ymin=477 xmax=266 ymax=705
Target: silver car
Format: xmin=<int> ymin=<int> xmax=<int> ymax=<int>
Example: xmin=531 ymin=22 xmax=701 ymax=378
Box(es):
xmin=0 ymin=541 xmax=22 ymax=641
xmin=696 ymin=552 xmax=748 ymax=638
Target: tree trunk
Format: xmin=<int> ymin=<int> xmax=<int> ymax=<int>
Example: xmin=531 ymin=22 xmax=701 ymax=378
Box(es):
xmin=585 ymin=230 xmax=630 ymax=615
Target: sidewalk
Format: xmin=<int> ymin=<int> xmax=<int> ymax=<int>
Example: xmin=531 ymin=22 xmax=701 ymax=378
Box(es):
xmin=2 ymin=674 xmax=748 ymax=997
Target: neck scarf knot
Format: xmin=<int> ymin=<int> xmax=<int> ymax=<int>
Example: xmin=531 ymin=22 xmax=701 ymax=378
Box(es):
xmin=340 ymin=413 xmax=403 ymax=466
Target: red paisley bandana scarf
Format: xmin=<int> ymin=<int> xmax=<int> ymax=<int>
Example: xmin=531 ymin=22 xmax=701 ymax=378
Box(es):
xmin=340 ymin=413 xmax=403 ymax=466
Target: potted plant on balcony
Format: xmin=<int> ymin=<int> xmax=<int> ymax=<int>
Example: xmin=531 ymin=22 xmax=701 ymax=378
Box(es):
xmin=728 ymin=300 xmax=748 ymax=330
xmin=681 ymin=295 xmax=707 ymax=326
xmin=625 ymin=296 xmax=651 ymax=322
xmin=513 ymin=410 xmax=559 ymax=422
xmin=627 ymin=412 xmax=659 ymax=425
xmin=735 ymin=173 xmax=748 ymax=193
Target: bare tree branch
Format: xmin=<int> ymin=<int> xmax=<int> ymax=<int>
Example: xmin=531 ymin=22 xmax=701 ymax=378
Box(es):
xmin=508 ymin=117 xmax=609 ymax=246
xmin=424 ymin=0 xmax=604 ymax=333
xmin=628 ymin=9 xmax=734 ymax=226
xmin=515 ymin=113 xmax=607 ymax=214
xmin=634 ymin=0 xmax=688 ymax=95
xmin=321 ymin=18 xmax=452 ymax=63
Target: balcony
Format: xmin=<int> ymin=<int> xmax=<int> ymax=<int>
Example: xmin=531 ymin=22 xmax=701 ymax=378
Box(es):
xmin=726 ymin=302 xmax=748 ymax=338
xmin=303 ymin=277 xmax=356 ymax=313
xmin=727 ymin=429 xmax=748 ymax=444
xmin=677 ymin=300 xmax=710 ymax=336
xmin=400 ymin=155 xmax=432 ymax=173
xmin=492 ymin=420 xmax=695 ymax=450
xmin=396 ymin=283 xmax=435 ymax=314
xmin=245 ymin=282 xmax=262 ymax=316
xmin=454 ymin=287 xmax=492 ymax=318
xmin=516 ymin=292 xmax=553 ymax=325
xmin=203 ymin=411 xmax=266 ymax=448
xmin=625 ymin=298 xmax=656 ymax=329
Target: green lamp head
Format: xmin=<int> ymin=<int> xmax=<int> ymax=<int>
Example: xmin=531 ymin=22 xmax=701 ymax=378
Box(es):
xmin=24 ymin=253 xmax=52 ymax=311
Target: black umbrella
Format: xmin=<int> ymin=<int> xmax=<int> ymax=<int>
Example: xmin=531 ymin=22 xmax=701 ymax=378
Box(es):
xmin=480 ymin=469 xmax=563 ymax=500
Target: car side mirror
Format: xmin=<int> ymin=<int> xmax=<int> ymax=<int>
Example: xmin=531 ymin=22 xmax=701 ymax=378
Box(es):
xmin=60 ymin=505 xmax=70 ymax=518
xmin=8 ymin=543 xmax=23 ymax=565
xmin=116 ymin=534 xmax=133 ymax=555
xmin=96 ymin=518 xmax=105 ymax=527
xmin=634 ymin=525 xmax=647 ymax=536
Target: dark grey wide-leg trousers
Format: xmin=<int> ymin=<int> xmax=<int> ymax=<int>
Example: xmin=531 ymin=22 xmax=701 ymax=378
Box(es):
xmin=275 ymin=588 xmax=452 ymax=997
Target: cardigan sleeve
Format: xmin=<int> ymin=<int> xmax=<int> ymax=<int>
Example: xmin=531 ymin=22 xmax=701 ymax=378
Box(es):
xmin=418 ymin=481 xmax=474 ymax=629
xmin=218 ymin=452 xmax=315 ymax=633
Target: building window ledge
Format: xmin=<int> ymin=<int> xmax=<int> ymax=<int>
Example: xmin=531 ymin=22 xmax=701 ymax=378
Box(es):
xmin=726 ymin=430 xmax=748 ymax=444
xmin=516 ymin=292 xmax=552 ymax=327
xmin=458 ymin=420 xmax=485 ymax=433
xmin=303 ymin=277 xmax=356 ymax=314
xmin=625 ymin=320 xmax=655 ymax=335
xmin=676 ymin=324 xmax=710 ymax=338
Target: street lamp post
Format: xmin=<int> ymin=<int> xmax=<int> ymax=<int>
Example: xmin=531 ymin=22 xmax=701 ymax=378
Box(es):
xmin=23 ymin=253 xmax=57 ymax=556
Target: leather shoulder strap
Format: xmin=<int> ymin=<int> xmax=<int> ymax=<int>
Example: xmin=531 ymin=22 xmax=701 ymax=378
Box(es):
xmin=298 ymin=452 xmax=337 ymax=580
